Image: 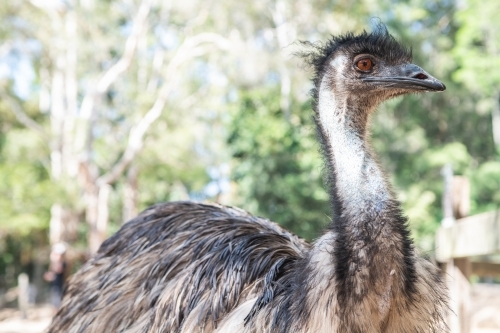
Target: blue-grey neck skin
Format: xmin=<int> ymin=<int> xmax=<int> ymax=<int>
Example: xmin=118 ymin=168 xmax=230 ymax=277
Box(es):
xmin=314 ymin=54 xmax=416 ymax=311
xmin=317 ymin=54 xmax=394 ymax=225
xmin=317 ymin=87 xmax=390 ymax=218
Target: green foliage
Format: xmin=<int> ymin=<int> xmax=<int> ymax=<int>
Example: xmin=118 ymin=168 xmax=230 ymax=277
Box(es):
xmin=471 ymin=161 xmax=500 ymax=212
xmin=454 ymin=0 xmax=500 ymax=95
xmin=227 ymin=87 xmax=329 ymax=240
xmin=0 ymin=231 xmax=46 ymax=290
xmin=0 ymin=125 xmax=54 ymax=234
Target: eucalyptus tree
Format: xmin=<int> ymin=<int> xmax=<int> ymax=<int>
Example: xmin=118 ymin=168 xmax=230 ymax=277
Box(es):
xmin=0 ymin=0 xmax=233 ymax=252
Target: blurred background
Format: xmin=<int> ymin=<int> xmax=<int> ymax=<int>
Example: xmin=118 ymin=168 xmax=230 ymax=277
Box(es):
xmin=0 ymin=0 xmax=499 ymax=332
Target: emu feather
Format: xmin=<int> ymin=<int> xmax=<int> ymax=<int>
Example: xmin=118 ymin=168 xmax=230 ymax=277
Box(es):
xmin=48 ymin=25 xmax=448 ymax=333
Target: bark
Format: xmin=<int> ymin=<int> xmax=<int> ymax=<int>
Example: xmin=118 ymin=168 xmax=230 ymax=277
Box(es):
xmin=96 ymin=184 xmax=112 ymax=248
xmin=49 ymin=204 xmax=64 ymax=244
xmin=122 ymin=166 xmax=138 ymax=224
xmin=85 ymin=184 xmax=100 ymax=253
xmin=85 ymin=183 xmax=113 ymax=253
xmin=271 ymin=0 xmax=293 ymax=120
xmin=49 ymin=204 xmax=79 ymax=244
xmin=48 ymin=9 xmax=67 ymax=245
xmin=492 ymin=92 xmax=500 ymax=151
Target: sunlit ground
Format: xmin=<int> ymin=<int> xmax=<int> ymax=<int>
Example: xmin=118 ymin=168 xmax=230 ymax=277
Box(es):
xmin=0 ymin=305 xmax=52 ymax=333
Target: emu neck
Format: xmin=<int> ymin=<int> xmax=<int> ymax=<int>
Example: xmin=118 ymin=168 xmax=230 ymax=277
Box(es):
xmin=317 ymin=86 xmax=390 ymax=220
xmin=315 ymin=78 xmax=413 ymax=312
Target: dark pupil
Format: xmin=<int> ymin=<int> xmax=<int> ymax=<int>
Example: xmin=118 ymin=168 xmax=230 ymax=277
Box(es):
xmin=357 ymin=59 xmax=371 ymax=70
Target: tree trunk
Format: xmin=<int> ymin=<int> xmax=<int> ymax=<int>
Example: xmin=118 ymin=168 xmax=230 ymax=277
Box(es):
xmin=123 ymin=166 xmax=138 ymax=223
xmin=97 ymin=184 xmax=112 ymax=244
xmin=272 ymin=0 xmax=293 ymax=120
xmin=48 ymin=6 xmax=80 ymax=246
xmin=492 ymin=92 xmax=500 ymax=152
xmin=49 ymin=204 xmax=79 ymax=244
xmin=85 ymin=184 xmax=100 ymax=253
xmin=48 ymin=14 xmax=66 ymax=245
xmin=49 ymin=204 xmax=64 ymax=245
xmin=86 ymin=183 xmax=113 ymax=253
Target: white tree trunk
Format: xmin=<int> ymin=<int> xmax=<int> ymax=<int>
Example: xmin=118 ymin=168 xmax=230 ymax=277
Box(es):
xmin=492 ymin=93 xmax=500 ymax=151
xmin=122 ymin=166 xmax=138 ymax=223
xmin=49 ymin=204 xmax=63 ymax=244
xmin=85 ymin=183 xmax=112 ymax=253
xmin=85 ymin=184 xmax=100 ymax=253
xmin=272 ymin=0 xmax=294 ymax=120
xmin=48 ymin=10 xmax=67 ymax=245
xmin=97 ymin=184 xmax=112 ymax=246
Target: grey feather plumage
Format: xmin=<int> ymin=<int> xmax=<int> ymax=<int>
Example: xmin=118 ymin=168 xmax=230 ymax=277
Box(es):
xmin=49 ymin=202 xmax=308 ymax=332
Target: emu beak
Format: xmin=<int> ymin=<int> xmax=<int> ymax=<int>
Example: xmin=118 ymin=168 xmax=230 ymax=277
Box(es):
xmin=362 ymin=64 xmax=446 ymax=92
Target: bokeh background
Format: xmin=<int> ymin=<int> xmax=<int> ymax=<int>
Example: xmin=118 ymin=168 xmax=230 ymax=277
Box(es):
xmin=0 ymin=0 xmax=499 ymax=331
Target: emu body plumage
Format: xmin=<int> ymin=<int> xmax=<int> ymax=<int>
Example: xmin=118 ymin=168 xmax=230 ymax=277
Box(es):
xmin=49 ymin=202 xmax=309 ymax=332
xmin=49 ymin=25 xmax=448 ymax=333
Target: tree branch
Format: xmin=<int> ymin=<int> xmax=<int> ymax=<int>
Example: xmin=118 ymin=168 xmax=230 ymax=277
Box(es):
xmin=97 ymin=33 xmax=231 ymax=186
xmin=0 ymin=90 xmax=48 ymax=139
xmin=79 ymin=0 xmax=153 ymax=120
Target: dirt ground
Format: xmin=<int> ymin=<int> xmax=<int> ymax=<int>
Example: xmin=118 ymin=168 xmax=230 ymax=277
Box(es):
xmin=0 ymin=283 xmax=499 ymax=333
xmin=471 ymin=284 xmax=500 ymax=332
xmin=0 ymin=305 xmax=52 ymax=333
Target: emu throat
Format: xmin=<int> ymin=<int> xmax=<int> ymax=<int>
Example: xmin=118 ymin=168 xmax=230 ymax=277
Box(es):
xmin=317 ymin=84 xmax=391 ymax=221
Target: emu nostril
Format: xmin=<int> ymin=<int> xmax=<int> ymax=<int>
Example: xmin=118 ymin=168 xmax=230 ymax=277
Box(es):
xmin=413 ymin=73 xmax=428 ymax=80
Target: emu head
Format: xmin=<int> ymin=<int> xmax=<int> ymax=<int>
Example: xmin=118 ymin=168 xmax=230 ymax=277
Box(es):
xmin=303 ymin=24 xmax=445 ymax=112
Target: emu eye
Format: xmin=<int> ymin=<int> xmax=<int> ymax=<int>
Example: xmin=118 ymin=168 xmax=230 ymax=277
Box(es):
xmin=356 ymin=58 xmax=373 ymax=71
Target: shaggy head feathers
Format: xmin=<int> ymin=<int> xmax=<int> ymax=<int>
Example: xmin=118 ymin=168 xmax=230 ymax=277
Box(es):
xmin=299 ymin=24 xmax=412 ymax=88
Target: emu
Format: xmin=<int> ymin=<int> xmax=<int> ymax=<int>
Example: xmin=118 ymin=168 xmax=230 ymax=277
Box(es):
xmin=48 ymin=25 xmax=448 ymax=333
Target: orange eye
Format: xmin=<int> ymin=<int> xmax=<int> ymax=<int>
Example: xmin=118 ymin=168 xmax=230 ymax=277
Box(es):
xmin=356 ymin=58 xmax=373 ymax=71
